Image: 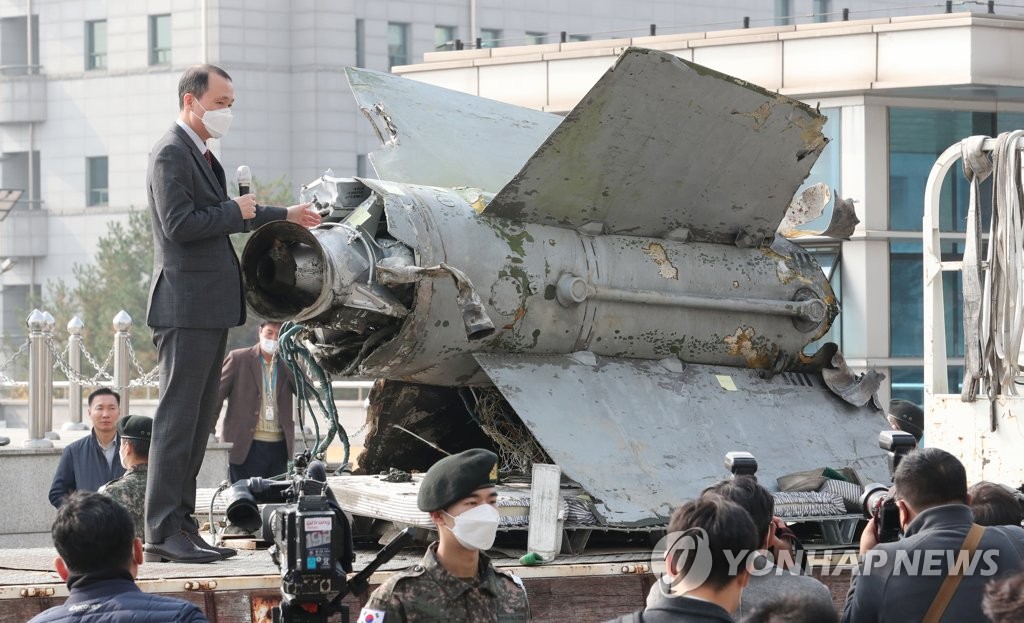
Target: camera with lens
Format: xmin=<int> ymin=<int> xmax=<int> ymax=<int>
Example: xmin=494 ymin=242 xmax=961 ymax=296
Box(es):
xmin=859 ymin=430 xmax=917 ymax=543
xmin=223 ymin=452 xmax=412 ymax=623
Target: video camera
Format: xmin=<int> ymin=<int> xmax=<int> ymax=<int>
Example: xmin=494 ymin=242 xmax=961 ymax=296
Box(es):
xmin=223 ymin=452 xmax=413 ymax=623
xmin=859 ymin=430 xmax=917 ymax=543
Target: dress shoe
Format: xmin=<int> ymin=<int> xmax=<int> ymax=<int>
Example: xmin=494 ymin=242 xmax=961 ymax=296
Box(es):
xmin=183 ymin=530 xmax=237 ymax=559
xmin=144 ymin=532 xmax=221 ymax=563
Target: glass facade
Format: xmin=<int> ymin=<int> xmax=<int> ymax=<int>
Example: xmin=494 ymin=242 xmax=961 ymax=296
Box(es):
xmin=887 ymin=108 xmax=1024 ymax=396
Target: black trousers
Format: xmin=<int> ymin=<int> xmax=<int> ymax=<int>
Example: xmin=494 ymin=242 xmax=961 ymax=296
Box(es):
xmin=145 ymin=326 xmax=228 ymax=544
xmin=229 ymin=439 xmax=289 ymax=482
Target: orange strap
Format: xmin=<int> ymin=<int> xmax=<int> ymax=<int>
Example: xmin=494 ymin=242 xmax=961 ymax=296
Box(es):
xmin=922 ymin=523 xmax=985 ymax=623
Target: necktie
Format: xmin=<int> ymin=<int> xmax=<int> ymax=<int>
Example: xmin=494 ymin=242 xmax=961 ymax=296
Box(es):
xmin=203 ymin=150 xmax=213 ymax=167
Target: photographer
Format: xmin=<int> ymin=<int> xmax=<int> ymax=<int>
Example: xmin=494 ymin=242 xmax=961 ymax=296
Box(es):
xmin=360 ymin=449 xmax=529 ymax=623
xmin=842 ymin=448 xmax=1024 ymax=623
xmin=969 ymin=481 xmax=1023 ymax=527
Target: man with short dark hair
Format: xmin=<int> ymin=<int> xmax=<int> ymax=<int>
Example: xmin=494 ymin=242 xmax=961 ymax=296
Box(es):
xmin=145 ymin=63 xmax=319 ymax=563
xmin=679 ymin=477 xmax=833 ymax=619
xmin=217 ymin=320 xmax=296 ymax=482
xmin=740 ymin=594 xmax=838 ymax=623
xmin=100 ymin=415 xmax=153 ymax=538
xmin=361 ymin=449 xmax=530 ymax=622
xmin=621 ymin=495 xmax=759 ymax=622
xmin=842 ymin=448 xmax=1024 ymax=623
xmin=48 ymin=387 xmax=125 ymax=507
xmin=969 ymin=481 xmax=1023 ymax=527
xmin=28 ymin=491 xmax=208 ymax=622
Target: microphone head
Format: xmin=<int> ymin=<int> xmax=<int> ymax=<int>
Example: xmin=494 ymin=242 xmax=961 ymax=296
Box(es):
xmin=236 ymin=165 xmax=251 ymax=185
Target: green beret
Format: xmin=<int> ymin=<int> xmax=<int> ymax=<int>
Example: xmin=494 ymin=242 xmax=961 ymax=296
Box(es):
xmin=116 ymin=415 xmax=153 ymax=441
xmin=417 ymin=448 xmax=498 ymax=512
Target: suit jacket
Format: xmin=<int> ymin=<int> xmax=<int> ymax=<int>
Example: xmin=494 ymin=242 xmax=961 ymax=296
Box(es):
xmin=216 ymin=344 xmax=296 ymax=464
xmin=146 ymin=124 xmax=286 ymax=329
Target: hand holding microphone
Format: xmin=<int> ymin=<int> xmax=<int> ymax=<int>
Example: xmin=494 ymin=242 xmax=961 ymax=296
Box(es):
xmin=236 ymin=165 xmax=256 ymax=229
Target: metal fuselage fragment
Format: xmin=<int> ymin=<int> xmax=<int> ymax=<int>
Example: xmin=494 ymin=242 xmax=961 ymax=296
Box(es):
xmin=245 ymin=180 xmax=838 ymax=386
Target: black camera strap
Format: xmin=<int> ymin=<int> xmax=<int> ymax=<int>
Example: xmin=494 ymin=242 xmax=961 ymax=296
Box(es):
xmin=922 ymin=523 xmax=985 ymax=623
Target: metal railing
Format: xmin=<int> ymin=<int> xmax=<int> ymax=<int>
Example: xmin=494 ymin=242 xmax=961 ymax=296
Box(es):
xmin=18 ymin=308 xmax=157 ymax=448
xmin=8 ymin=309 xmax=374 ymax=448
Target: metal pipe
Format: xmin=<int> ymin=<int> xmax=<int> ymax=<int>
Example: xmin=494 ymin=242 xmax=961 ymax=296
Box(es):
xmin=24 ymin=308 xmax=50 ymax=447
xmin=42 ymin=310 xmax=55 ymax=437
xmin=583 ymin=284 xmax=826 ymax=322
xmin=113 ymin=310 xmax=132 ymax=416
xmin=65 ymin=315 xmax=85 ymax=429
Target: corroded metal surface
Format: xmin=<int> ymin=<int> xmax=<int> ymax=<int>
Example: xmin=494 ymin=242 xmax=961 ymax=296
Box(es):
xmin=476 ymin=353 xmax=889 ymax=526
xmin=485 ymin=48 xmax=827 ymax=242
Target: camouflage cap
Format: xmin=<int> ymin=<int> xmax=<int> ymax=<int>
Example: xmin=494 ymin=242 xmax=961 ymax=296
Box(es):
xmin=417 ymin=448 xmax=499 ymax=512
xmin=116 ymin=415 xmax=153 ymax=441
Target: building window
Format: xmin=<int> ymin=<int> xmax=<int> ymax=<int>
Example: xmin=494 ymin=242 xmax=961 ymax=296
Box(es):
xmin=87 ymin=156 xmax=108 ymax=206
xmin=85 ymin=20 xmax=106 ymax=70
xmin=356 ymin=154 xmax=369 ymax=178
xmin=480 ymin=28 xmax=501 ymax=48
xmin=525 ymin=31 xmax=546 ymax=45
xmin=812 ymin=0 xmax=832 ymax=22
xmin=149 ymin=14 xmax=171 ymax=66
xmin=388 ymin=22 xmax=409 ymax=68
xmin=355 ymin=19 xmax=365 ymax=67
xmin=1 ymin=150 xmax=40 ymax=209
xmin=774 ymin=0 xmax=793 ymax=26
xmin=435 ymin=25 xmax=456 ymax=50
xmin=567 ymin=34 xmax=591 ymax=42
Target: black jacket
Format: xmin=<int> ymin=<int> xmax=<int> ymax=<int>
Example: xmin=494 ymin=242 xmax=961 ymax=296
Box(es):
xmin=610 ymin=596 xmax=734 ymax=623
xmin=842 ymin=504 xmax=1024 ymax=623
xmin=28 ymin=572 xmax=208 ymax=622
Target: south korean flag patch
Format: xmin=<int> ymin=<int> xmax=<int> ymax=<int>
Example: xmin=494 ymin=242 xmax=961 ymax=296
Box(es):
xmin=358 ymin=608 xmax=386 ymax=623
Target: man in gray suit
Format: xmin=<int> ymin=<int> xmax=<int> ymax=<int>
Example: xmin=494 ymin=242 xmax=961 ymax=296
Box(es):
xmin=144 ymin=64 xmax=320 ymax=563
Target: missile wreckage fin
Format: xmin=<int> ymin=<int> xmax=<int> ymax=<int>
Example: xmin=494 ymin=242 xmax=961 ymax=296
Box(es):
xmin=474 ymin=352 xmax=887 ymax=527
xmin=345 ymin=66 xmax=561 ymax=193
xmin=485 ymin=47 xmax=828 ymax=243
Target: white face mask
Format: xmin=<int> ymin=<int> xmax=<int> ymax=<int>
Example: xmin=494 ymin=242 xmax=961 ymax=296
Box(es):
xmin=118 ymin=442 xmax=128 ymax=467
xmin=192 ymin=98 xmax=233 ymax=139
xmin=444 ymin=503 xmax=500 ymax=551
xmin=261 ymin=338 xmax=279 ymax=355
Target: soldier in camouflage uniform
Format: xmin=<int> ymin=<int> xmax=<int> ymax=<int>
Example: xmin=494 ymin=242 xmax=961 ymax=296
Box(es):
xmin=360 ymin=449 xmax=530 ymax=623
xmin=99 ymin=415 xmax=152 ymax=539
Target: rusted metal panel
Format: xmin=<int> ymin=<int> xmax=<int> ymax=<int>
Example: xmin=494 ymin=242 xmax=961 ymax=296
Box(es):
xmin=476 ymin=352 xmax=888 ymax=526
xmin=346 ymin=67 xmax=561 ymax=193
xmin=485 ymin=47 xmax=827 ymax=242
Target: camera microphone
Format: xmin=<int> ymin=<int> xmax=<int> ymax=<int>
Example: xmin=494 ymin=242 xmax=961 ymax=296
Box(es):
xmin=237 ymin=165 xmax=252 ymax=232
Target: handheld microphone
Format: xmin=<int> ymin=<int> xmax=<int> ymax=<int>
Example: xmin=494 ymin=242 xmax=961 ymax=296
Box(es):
xmin=237 ymin=165 xmax=252 ymax=232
